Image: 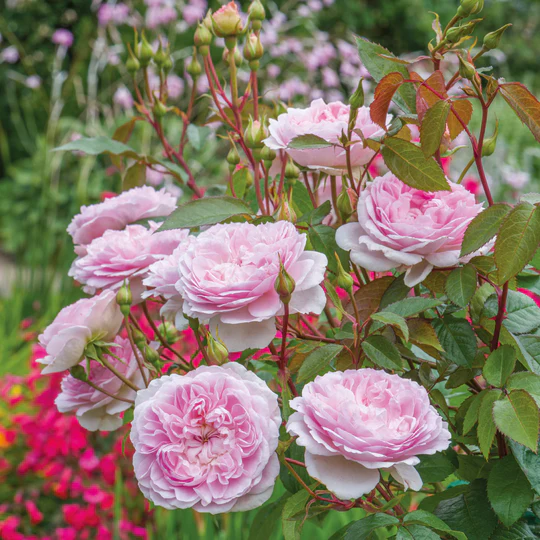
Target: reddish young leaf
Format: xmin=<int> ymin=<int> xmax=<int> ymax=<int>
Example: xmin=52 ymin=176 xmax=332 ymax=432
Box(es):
xmin=370 ymin=72 xmax=405 ymax=129
xmin=500 ymin=82 xmax=540 ymax=143
xmin=448 ymin=100 xmax=473 ymax=140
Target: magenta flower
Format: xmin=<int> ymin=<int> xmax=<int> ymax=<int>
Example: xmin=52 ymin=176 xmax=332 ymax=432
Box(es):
xmin=336 ymin=173 xmax=486 ymax=286
xmin=38 ymin=291 xmax=123 ymax=374
xmin=67 ymin=186 xmax=177 ymax=253
xmin=264 ymin=99 xmax=385 ymax=175
xmin=131 ymin=363 xmax=281 ymax=513
xmin=69 ymin=222 xmax=189 ymax=299
xmin=52 ymin=29 xmax=74 ymax=48
xmin=176 ymin=221 xmax=328 ymax=352
xmin=287 ymin=369 xmax=451 ymax=499
xmin=56 ymin=337 xmax=146 ymax=431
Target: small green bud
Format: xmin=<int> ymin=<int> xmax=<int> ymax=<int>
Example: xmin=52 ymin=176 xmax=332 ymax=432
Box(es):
xmin=275 ymin=195 xmax=297 ymax=224
xmin=274 ymin=261 xmax=295 ymax=304
xmin=458 ymin=55 xmax=476 ymax=81
xmin=244 ymin=33 xmax=264 ymax=62
xmin=227 ymin=146 xmax=241 ymax=166
xmin=154 ymin=42 xmax=167 ymax=68
xmin=126 ymin=44 xmax=140 ymax=74
xmin=457 ymin=0 xmax=483 ymax=17
xmin=482 ymin=119 xmax=499 ymax=157
xmin=206 ymin=332 xmax=229 ymax=365
xmin=260 ymin=145 xmax=276 ymax=169
xmin=194 ymin=22 xmax=213 ymax=47
xmin=70 ymin=365 xmax=88 ymax=382
xmin=187 ymin=316 xmax=200 ymax=331
xmin=187 ymin=53 xmax=203 ymax=78
xmin=211 ymin=2 xmax=244 ymax=38
xmin=132 ymin=329 xmax=147 ymax=350
xmin=158 ymin=321 xmax=179 ymax=344
xmin=139 ymin=32 xmax=154 ymax=68
xmin=349 ymin=78 xmax=365 ymax=109
xmin=244 ymin=116 xmax=267 ymax=148
xmin=162 ymin=54 xmax=173 ymax=75
xmin=446 ymin=20 xmax=479 ymax=44
xmin=284 ymin=160 xmax=300 ymax=181
xmin=152 ymin=96 xmax=168 ymax=118
xmin=144 ymin=345 xmax=161 ymax=367
xmin=116 ymin=282 xmax=132 ymax=316
xmin=248 ymin=0 xmax=266 ymax=21
xmin=483 ymin=24 xmax=512 ymax=51
xmin=337 ymin=187 xmax=358 ymax=221
xmin=222 ymin=46 xmax=242 ymax=66
xmin=335 ymin=254 xmax=354 ymax=294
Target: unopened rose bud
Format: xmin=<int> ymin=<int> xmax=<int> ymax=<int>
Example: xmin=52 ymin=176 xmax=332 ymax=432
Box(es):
xmin=244 ymin=117 xmax=267 ymax=148
xmin=276 ymin=195 xmax=297 ymax=223
xmin=207 ymin=332 xmax=228 ymax=365
xmin=483 ymin=24 xmax=511 ymax=51
xmin=457 ymin=0 xmax=483 ymax=17
xmin=70 ymin=365 xmax=88 ymax=382
xmin=132 ymin=329 xmax=147 ymax=350
xmin=187 ymin=53 xmax=202 ymax=78
xmin=194 ymin=22 xmax=213 ymax=48
xmin=337 ymin=186 xmax=358 ymax=220
xmin=144 ymin=345 xmax=161 ymax=367
xmin=222 ymin=46 xmax=243 ymax=66
xmin=446 ymin=20 xmax=479 ymax=44
xmin=158 ymin=321 xmax=179 ymax=344
xmin=153 ymin=96 xmax=168 ymax=118
xmin=284 ymin=160 xmax=300 ymax=181
xmin=126 ymin=44 xmax=140 ymax=74
xmin=458 ymin=55 xmax=476 ymax=81
xmin=482 ymin=119 xmax=499 ymax=157
xmin=248 ymin=0 xmax=265 ymax=22
xmin=211 ymin=2 xmax=244 ymax=38
xmin=202 ymin=9 xmax=213 ymax=30
xmin=227 ymin=146 xmax=241 ymax=166
xmin=162 ymin=53 xmax=173 ymax=75
xmin=116 ymin=282 xmax=132 ymax=316
xmin=154 ymin=43 xmax=167 ymax=68
xmin=138 ymin=32 xmax=154 ymax=67
xmin=260 ymin=145 xmax=276 ymax=169
xmin=335 ymin=254 xmax=354 ymax=294
xmin=349 ymin=78 xmax=364 ymax=110
xmin=274 ymin=261 xmax=295 ymax=304
xmin=244 ymin=33 xmax=264 ymax=62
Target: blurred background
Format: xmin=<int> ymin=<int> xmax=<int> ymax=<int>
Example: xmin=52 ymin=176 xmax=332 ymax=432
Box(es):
xmin=0 ymin=0 xmax=538 ymax=537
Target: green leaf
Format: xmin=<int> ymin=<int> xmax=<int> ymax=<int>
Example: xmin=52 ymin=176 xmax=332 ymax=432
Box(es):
xmin=297 ymin=343 xmax=343 ymax=384
xmin=348 ymin=276 xmax=394 ymax=323
xmin=456 ymin=454 xmax=492 ymax=482
xmin=158 ymin=196 xmax=253 ymax=231
xmin=226 ymin=167 xmax=250 ymax=199
xmin=370 ymin=72 xmax=406 ymax=129
xmin=507 ymin=372 xmax=540 ymax=407
xmin=186 ymin=124 xmax=209 ymax=150
xmin=508 ymin=438 xmax=540 ymax=496
xmin=495 ymin=202 xmax=540 ymax=283
xmin=416 ymin=453 xmax=456 ymax=483
xmin=249 ymin=495 xmax=289 ymax=540
xmin=408 ymin=318 xmax=444 ymax=351
xmin=307 ymin=224 xmax=348 ymax=275
xmin=371 ymin=311 xmax=409 ymax=341
xmin=404 ymin=510 xmax=467 ymax=540
xmin=470 ymin=283 xmax=496 ymax=324
xmin=518 ymin=274 xmax=540 ymax=296
xmin=433 ymin=316 xmax=478 ymax=367
xmin=356 ymin=36 xmax=416 ymax=113
xmin=460 ymin=204 xmax=511 ymax=257
xmin=490 ymin=520 xmax=538 ymax=540
xmin=384 ymin=296 xmax=443 ymax=318
xmin=483 ymin=345 xmax=517 ymax=387
xmin=331 ymin=513 xmax=400 ymax=540
xmin=487 ymin=455 xmax=534 ymax=527
xmin=324 ymin=280 xmax=346 ymax=315
xmin=493 ymin=389 xmax=540 ymax=451
xmin=291 ymin=182 xmax=314 ymax=216
xmin=504 ymin=290 xmax=540 ymax=334
xmin=287 ymin=134 xmax=334 ymax=149
xmin=122 ymin=162 xmax=146 ymax=191
xmin=500 ymin=82 xmax=540 ymax=143
xmin=362 ymin=335 xmax=402 ymax=369
xmin=445 ymin=264 xmax=477 ymax=307
xmin=396 ymin=525 xmax=440 ymax=540
xmin=434 ymin=480 xmax=498 ymax=540
xmin=53 ymin=136 xmax=139 ymax=158
xmin=478 ymin=389 xmax=503 ymax=459
xmin=463 ymin=390 xmax=486 ymax=435
xmin=153 ymin=158 xmax=189 ymax=183
xmin=381 ymin=137 xmax=450 ymax=192
xmin=421 ymin=100 xmax=451 ymax=158
xmin=282 ymin=489 xmax=310 ymax=540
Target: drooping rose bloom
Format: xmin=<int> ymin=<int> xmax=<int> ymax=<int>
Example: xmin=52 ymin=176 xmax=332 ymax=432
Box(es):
xmin=69 ymin=222 xmax=189 ymax=299
xmin=142 ymin=238 xmax=195 ymax=328
xmin=38 ymin=291 xmax=123 ymax=374
xmin=263 ymin=99 xmax=386 ymax=174
xmin=131 ymin=362 xmax=281 ymax=513
xmin=56 ymin=337 xmax=146 ymax=431
xmin=67 ymin=186 xmax=177 ymax=254
xmin=176 ymin=221 xmax=327 ymax=352
xmin=287 ymin=369 xmax=451 ymax=499
xmin=336 ymin=172 xmax=485 ymax=287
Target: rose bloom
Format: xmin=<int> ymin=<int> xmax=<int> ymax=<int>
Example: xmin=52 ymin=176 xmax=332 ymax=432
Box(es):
xmin=67 ymin=186 xmax=177 ymax=254
xmin=131 ymin=362 xmax=281 ymax=513
xmin=287 ymin=369 xmax=451 ymax=499
xmin=56 ymin=337 xmax=146 ymax=431
xmin=336 ymin=172 xmax=485 ymax=287
xmin=264 ymin=99 xmax=386 ymax=175
xmin=69 ymin=222 xmax=189 ymax=299
xmin=52 ymin=29 xmax=74 ymax=48
xmin=176 ymin=221 xmax=328 ymax=352
xmin=38 ymin=291 xmax=123 ymax=374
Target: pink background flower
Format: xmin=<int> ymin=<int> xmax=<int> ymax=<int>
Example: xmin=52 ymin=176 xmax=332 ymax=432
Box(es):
xmin=38 ymin=291 xmax=123 ymax=374
xmin=56 ymin=337 xmax=146 ymax=431
xmin=336 ymin=172 xmax=485 ymax=286
xmin=130 ymin=362 xmax=281 ymax=513
xmin=176 ymin=221 xmax=328 ymax=352
xmin=67 ymin=186 xmax=177 ymax=253
xmin=287 ymin=369 xmax=451 ymax=499
xmin=264 ymin=99 xmax=386 ymax=174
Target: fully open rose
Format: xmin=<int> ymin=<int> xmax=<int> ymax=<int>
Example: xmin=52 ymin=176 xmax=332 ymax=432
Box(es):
xmin=263 ymin=99 xmax=386 ymax=174
xmin=336 ymin=172 xmax=485 ymax=286
xmin=287 ymin=369 xmax=451 ymax=499
xmin=130 ymin=363 xmax=281 ymax=513
xmin=176 ymin=221 xmax=327 ymax=352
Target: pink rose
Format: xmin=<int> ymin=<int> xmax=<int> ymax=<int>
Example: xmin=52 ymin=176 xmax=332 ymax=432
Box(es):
xmin=69 ymin=222 xmax=189 ymax=299
xmin=176 ymin=221 xmax=328 ymax=352
xmin=131 ymin=362 xmax=281 ymax=513
xmin=336 ymin=172 xmax=485 ymax=287
xmin=55 ymin=337 xmax=146 ymax=431
xmin=38 ymin=291 xmax=123 ymax=374
xmin=264 ymin=99 xmax=386 ymax=174
xmin=211 ymin=1 xmax=243 ymax=37
xmin=287 ymin=369 xmax=451 ymax=499
xmin=52 ymin=29 xmax=74 ymax=48
xmin=67 ymin=186 xmax=177 ymax=253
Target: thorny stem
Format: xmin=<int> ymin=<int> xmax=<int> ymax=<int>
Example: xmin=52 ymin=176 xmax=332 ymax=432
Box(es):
xmin=125 ymin=316 xmax=149 ymax=387
xmin=491 ymin=282 xmax=509 ymax=350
